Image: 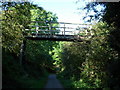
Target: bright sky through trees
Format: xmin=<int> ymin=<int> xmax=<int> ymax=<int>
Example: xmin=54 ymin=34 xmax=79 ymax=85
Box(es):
xmin=30 ymin=0 xmax=104 ymax=35
xmin=31 ymin=0 xmax=87 ymax=23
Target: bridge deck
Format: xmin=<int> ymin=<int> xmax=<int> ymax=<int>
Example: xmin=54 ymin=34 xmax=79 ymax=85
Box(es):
xmin=25 ymin=35 xmax=83 ymax=42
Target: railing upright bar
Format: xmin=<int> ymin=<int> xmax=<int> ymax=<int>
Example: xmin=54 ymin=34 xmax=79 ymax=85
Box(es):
xmin=62 ymin=31 xmax=63 ymax=35
xmin=36 ymin=27 xmax=38 ymax=36
xmin=64 ymin=24 xmax=65 ymax=37
xmin=49 ymin=23 xmax=52 ymax=37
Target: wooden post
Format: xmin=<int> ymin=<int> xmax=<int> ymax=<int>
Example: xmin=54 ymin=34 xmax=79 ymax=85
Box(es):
xmin=49 ymin=23 xmax=52 ymax=37
xmin=64 ymin=24 xmax=65 ymax=37
xmin=20 ymin=39 xmax=28 ymax=75
xmin=36 ymin=26 xmax=39 ymax=36
xmin=62 ymin=31 xmax=63 ymax=35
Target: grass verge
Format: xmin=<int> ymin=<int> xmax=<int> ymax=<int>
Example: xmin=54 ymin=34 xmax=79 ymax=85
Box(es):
xmin=16 ymin=72 xmax=49 ymax=88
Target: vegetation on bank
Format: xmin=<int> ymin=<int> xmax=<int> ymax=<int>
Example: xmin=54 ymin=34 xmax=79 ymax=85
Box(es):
xmin=2 ymin=2 xmax=58 ymax=88
xmin=57 ymin=22 xmax=120 ymax=89
xmin=56 ymin=2 xmax=120 ymax=89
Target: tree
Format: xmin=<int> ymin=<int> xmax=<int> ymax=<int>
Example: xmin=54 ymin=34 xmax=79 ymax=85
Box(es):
xmin=2 ymin=2 xmax=59 ymax=88
xmin=76 ymin=1 xmax=120 ymax=88
xmin=77 ymin=1 xmax=120 ymax=54
xmin=1 ymin=2 xmax=32 ymax=53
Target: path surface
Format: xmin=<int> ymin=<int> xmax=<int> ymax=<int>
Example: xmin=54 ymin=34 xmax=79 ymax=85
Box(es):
xmin=44 ymin=74 xmax=64 ymax=89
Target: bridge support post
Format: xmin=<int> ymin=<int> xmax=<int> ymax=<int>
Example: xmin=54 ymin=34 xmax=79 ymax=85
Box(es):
xmin=19 ymin=39 xmax=28 ymax=75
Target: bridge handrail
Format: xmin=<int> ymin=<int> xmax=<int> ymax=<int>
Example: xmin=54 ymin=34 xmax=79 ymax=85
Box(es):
xmin=28 ymin=21 xmax=92 ymax=25
xmin=28 ymin=26 xmax=89 ymax=29
xmin=25 ymin=29 xmax=73 ymax=32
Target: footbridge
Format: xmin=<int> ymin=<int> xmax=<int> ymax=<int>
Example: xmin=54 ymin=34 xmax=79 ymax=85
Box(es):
xmin=24 ymin=21 xmax=92 ymax=42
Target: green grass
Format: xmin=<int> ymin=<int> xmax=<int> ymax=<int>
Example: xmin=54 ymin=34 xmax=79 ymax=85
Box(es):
xmin=59 ymin=79 xmax=74 ymax=88
xmin=17 ymin=72 xmax=49 ymax=88
xmin=2 ymin=50 xmax=50 ymax=88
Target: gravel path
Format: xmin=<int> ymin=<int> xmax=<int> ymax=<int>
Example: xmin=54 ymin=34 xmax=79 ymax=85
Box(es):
xmin=44 ymin=74 xmax=64 ymax=89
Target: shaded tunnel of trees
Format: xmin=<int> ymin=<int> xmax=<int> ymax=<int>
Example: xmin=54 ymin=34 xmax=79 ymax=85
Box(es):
xmin=1 ymin=1 xmax=120 ymax=89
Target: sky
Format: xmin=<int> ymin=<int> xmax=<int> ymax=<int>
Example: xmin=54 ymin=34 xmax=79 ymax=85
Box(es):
xmin=30 ymin=0 xmax=87 ymax=23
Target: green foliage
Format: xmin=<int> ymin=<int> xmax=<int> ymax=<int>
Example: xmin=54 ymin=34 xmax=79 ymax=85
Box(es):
xmin=57 ymin=22 xmax=119 ymax=88
xmin=80 ymin=2 xmax=120 ymax=54
xmin=80 ymin=2 xmax=120 ymax=88
xmin=1 ymin=2 xmax=32 ymax=53
xmin=50 ymin=42 xmax=63 ymax=70
xmin=25 ymin=40 xmax=57 ymax=70
xmin=2 ymin=2 xmax=59 ymax=88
